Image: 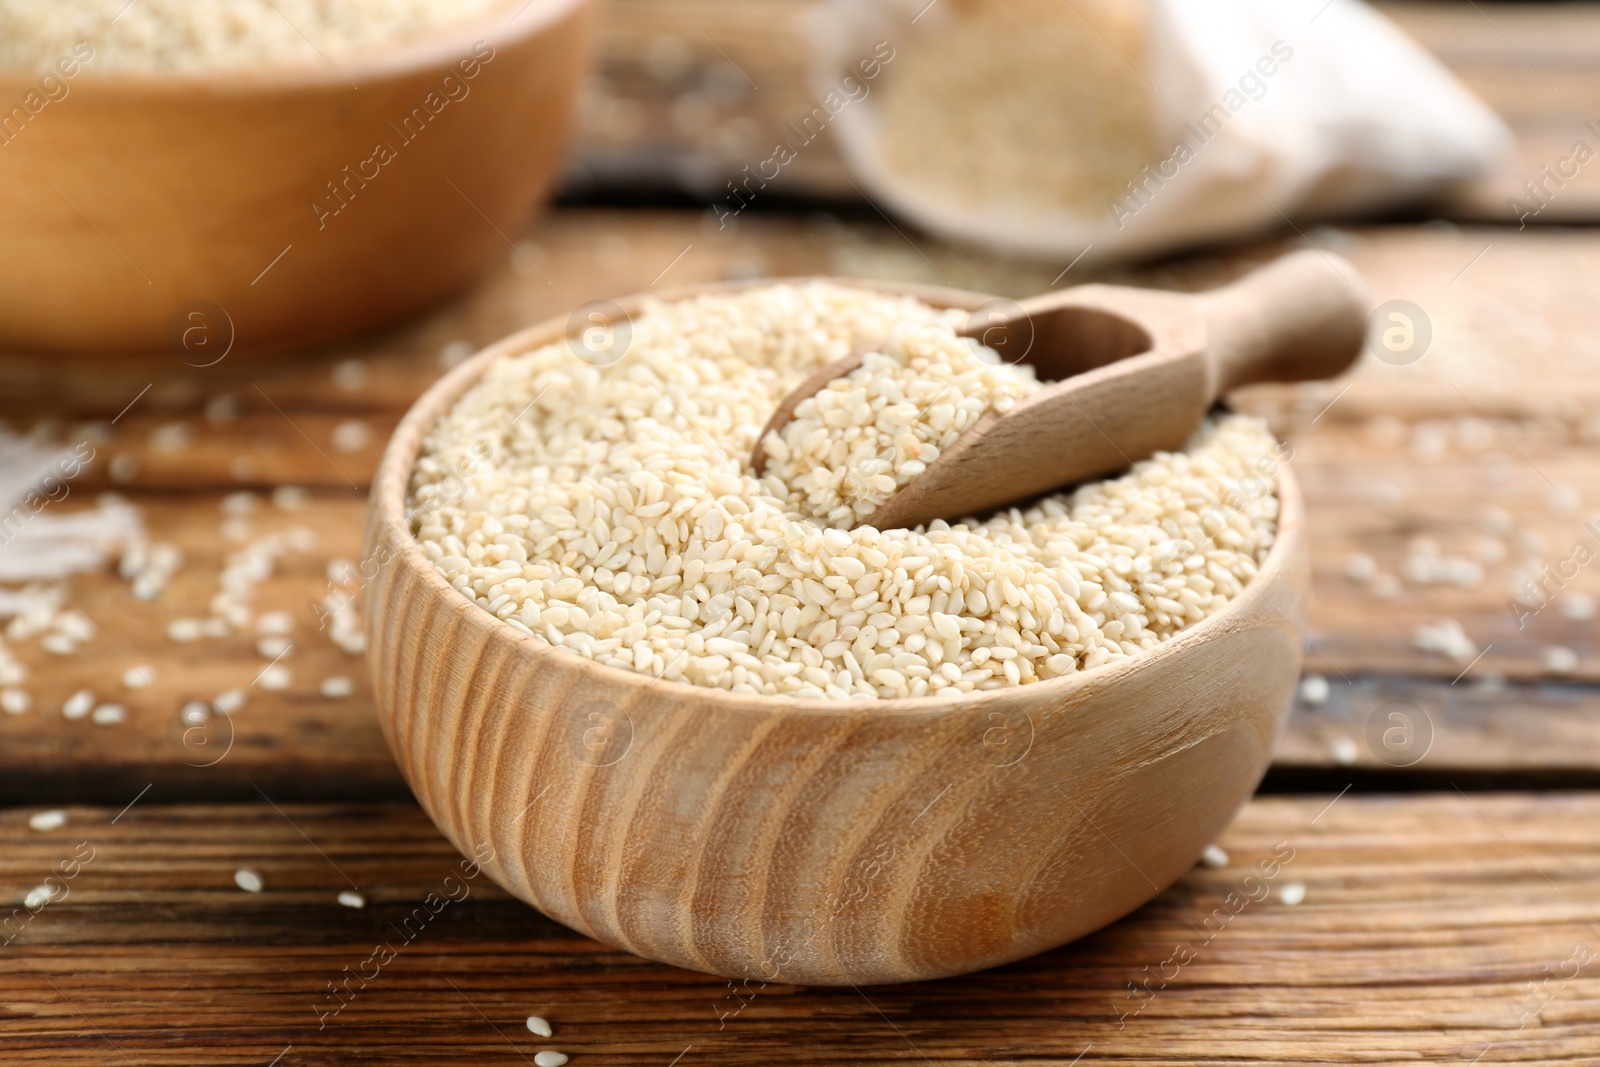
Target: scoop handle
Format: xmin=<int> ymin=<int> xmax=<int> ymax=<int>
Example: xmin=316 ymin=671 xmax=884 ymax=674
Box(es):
xmin=1201 ymin=250 xmax=1371 ymax=395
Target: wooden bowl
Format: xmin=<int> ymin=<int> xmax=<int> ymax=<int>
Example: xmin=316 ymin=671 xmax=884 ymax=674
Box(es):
xmin=364 ymin=279 xmax=1309 ymax=986
xmin=0 ymin=0 xmax=592 ymax=358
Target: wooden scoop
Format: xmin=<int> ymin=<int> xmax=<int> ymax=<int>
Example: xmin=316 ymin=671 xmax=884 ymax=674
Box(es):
xmin=753 ymin=250 xmax=1369 ymax=529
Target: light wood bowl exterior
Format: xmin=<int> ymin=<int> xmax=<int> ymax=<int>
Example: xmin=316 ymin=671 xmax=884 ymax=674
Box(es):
xmin=0 ymin=0 xmax=592 ymax=357
xmin=364 ymin=280 xmax=1309 ymax=986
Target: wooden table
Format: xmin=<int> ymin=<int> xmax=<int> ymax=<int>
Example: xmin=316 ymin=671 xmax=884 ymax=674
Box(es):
xmin=4 ymin=4 xmax=1600 ymax=1064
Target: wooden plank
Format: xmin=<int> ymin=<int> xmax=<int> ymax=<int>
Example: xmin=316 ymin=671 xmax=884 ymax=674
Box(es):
xmin=5 ymin=213 xmax=1600 ymax=797
xmin=1 ymin=795 xmax=1597 ymax=1064
xmin=567 ymin=0 xmax=1600 ymax=224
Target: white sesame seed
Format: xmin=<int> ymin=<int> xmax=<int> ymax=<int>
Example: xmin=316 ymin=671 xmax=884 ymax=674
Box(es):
xmin=230 ymin=455 xmax=259 ymax=480
xmin=234 ymin=868 xmax=264 ymax=893
xmin=221 ymin=491 xmax=259 ymax=517
xmin=123 ymin=665 xmax=155 ymax=689
xmin=92 ymin=703 xmax=127 ymax=725
xmin=1560 ymin=593 xmax=1597 ymax=622
xmin=24 ymin=884 xmax=56 ymax=909
xmin=213 ymin=689 xmax=247 ymax=714
xmin=337 ymin=890 xmax=366 ymax=909
xmin=108 ymin=454 xmax=138 ymax=483
xmin=40 ymin=633 xmax=76 ymax=656
xmin=331 ymin=420 xmax=371 ymax=453
xmin=150 ymin=422 xmax=192 ymax=452
xmin=28 ymin=809 xmax=67 ymax=832
xmin=167 ymin=618 xmax=203 ymax=643
xmin=1330 ymin=737 xmax=1359 ymax=765
xmin=1276 ymin=881 xmax=1307 ymax=906
xmin=1342 ymin=552 xmax=1376 ymax=583
xmin=272 ymin=485 xmax=309 ymax=511
xmin=205 ymin=394 xmax=239 ymax=423
xmin=333 ymin=359 xmax=368 ymax=391
xmin=179 ymin=700 xmax=210 ymax=726
xmin=1 ymin=688 xmax=30 ymax=714
xmin=1199 ymin=844 xmax=1229 ymax=869
xmin=1544 ymin=646 xmax=1580 ymax=675
xmin=533 ymin=1052 xmax=567 ymax=1067
xmin=256 ymin=636 xmax=293 ymax=659
xmin=258 ymin=665 xmax=292 ymax=691
xmin=62 ymin=689 xmax=95 ymax=719
xmin=256 ymin=612 xmax=294 ymax=635
xmin=320 ymin=676 xmax=355 ymax=699
xmin=440 ymin=340 xmax=475 ymax=368
xmin=526 ymin=1016 xmax=553 ymax=1038
xmin=1297 ymin=674 xmax=1330 ymax=707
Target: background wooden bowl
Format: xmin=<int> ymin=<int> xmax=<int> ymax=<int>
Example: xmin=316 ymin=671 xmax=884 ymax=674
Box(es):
xmin=364 ymin=280 xmax=1309 ymax=986
xmin=0 ymin=0 xmax=592 ymax=358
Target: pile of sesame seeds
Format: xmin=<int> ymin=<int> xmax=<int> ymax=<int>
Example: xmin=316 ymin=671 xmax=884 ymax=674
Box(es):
xmin=759 ymin=329 xmax=1035 ymax=526
xmin=0 ymin=0 xmax=509 ymax=73
xmin=410 ymin=282 xmax=1282 ymax=700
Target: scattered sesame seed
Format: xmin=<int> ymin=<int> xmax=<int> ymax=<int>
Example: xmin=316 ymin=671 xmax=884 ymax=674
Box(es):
xmin=1560 ymin=593 xmax=1597 ymax=622
xmin=1369 ymin=573 xmax=1402 ymax=599
xmin=333 ymin=359 xmax=368 ymax=391
xmin=205 ymin=394 xmax=239 ymax=424
xmin=1 ymin=688 xmax=30 ymax=714
xmin=1276 ymin=881 xmax=1307 ymax=906
xmin=1297 ymin=674 xmax=1330 ymax=708
xmin=230 ymin=455 xmax=260 ymax=480
xmin=221 ymin=491 xmax=259 ymax=517
xmin=258 ymin=665 xmax=292 ymax=691
xmin=1543 ymin=646 xmax=1579 ymax=675
xmin=40 ymin=633 xmax=76 ymax=655
xmin=337 ymin=890 xmax=366 ymax=909
xmin=440 ymin=340 xmax=475 ymax=368
xmin=256 ymin=612 xmax=294 ymax=635
xmin=167 ymin=618 xmax=202 ymax=643
xmin=24 ymin=884 xmax=56 ymax=909
xmin=1199 ymin=844 xmax=1229 ymax=869
xmin=1549 ymin=486 xmax=1581 ymax=515
xmin=213 ymin=689 xmax=247 ymax=714
xmin=179 ymin=700 xmax=210 ymax=726
xmin=326 ymin=558 xmax=357 ymax=584
xmin=220 ymin=518 xmax=254 ymax=542
xmin=1342 ymin=552 xmax=1376 ymax=582
xmin=320 ymin=676 xmax=355 ymax=699
xmin=1414 ymin=619 xmax=1477 ymax=663
xmin=92 ymin=703 xmax=127 ymax=725
xmin=331 ymin=420 xmax=371 ymax=453
xmin=533 ymin=1052 xmax=567 ymax=1067
xmin=123 ymin=665 xmax=154 ymax=688
xmin=108 ymin=454 xmax=139 ymax=483
xmin=256 ymin=636 xmax=293 ymax=659
xmin=62 ymin=689 xmax=95 ymax=719
xmin=272 ymin=485 xmax=309 ymax=511
xmin=1330 ymin=737 xmax=1359 ymax=765
xmin=234 ymin=868 xmax=264 ymax=893
xmin=28 ymin=809 xmax=67 ymax=832
xmin=150 ymin=422 xmax=193 ymax=452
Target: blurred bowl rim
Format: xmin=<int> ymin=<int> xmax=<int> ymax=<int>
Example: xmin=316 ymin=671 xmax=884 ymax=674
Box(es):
xmin=0 ymin=0 xmax=588 ymax=93
xmin=371 ymin=274 xmax=1306 ymax=720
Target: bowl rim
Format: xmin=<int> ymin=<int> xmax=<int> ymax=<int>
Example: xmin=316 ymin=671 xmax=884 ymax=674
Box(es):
xmin=371 ymin=275 xmax=1307 ymax=719
xmin=0 ymin=0 xmax=585 ymax=92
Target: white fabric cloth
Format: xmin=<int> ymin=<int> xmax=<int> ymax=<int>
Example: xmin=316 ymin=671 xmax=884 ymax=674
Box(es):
xmin=815 ymin=0 xmax=1512 ymax=262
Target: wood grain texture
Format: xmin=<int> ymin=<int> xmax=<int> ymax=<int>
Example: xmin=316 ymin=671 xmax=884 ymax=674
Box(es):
xmin=570 ymin=0 xmax=1600 ymax=225
xmin=4 ymin=214 xmax=1600 ymax=803
xmin=362 ymin=280 xmax=1310 ymax=984
xmin=2 ymin=795 xmax=1597 ymax=1064
xmin=0 ymin=0 xmax=593 ymax=355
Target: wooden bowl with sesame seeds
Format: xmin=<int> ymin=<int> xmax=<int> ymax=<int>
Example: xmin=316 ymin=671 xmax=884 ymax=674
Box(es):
xmin=0 ymin=0 xmax=592 ymax=358
xmin=364 ymin=278 xmax=1310 ymax=986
